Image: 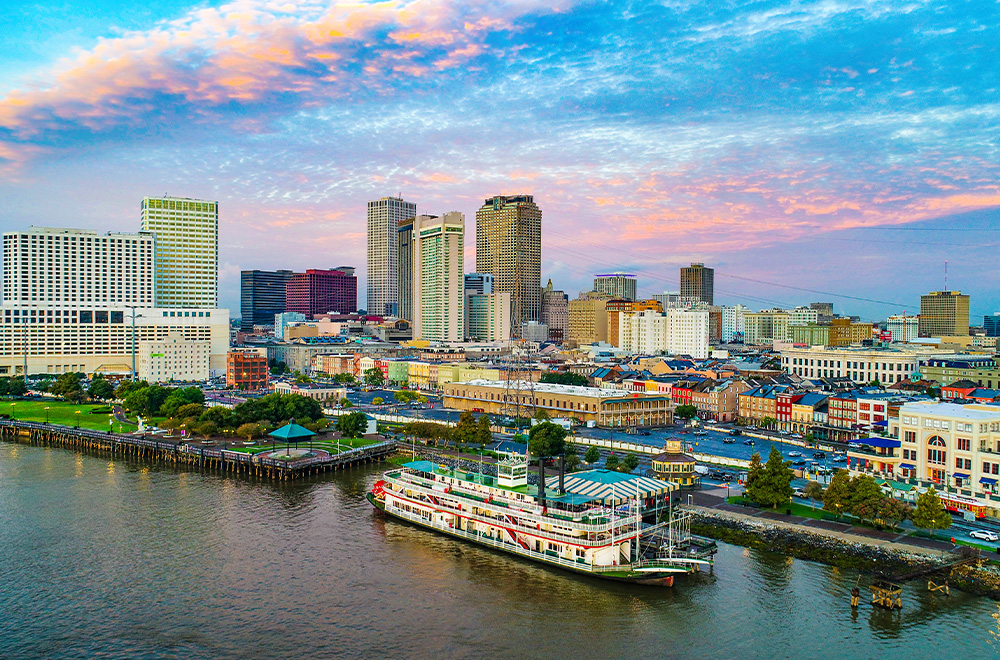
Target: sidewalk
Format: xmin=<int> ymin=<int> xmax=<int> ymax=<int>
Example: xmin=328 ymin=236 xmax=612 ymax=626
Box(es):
xmin=687 ymin=487 xmax=957 ymax=557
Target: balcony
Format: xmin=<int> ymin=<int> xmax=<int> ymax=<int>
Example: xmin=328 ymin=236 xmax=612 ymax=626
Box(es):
xmin=847 ymin=446 xmax=900 ymax=461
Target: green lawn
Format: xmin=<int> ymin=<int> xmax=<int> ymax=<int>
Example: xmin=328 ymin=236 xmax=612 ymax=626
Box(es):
xmin=5 ymin=399 xmax=138 ymax=432
xmin=727 ymin=495 xmax=828 ymax=521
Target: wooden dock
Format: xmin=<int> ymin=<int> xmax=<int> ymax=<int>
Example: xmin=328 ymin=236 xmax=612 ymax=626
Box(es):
xmin=0 ymin=420 xmax=396 ymax=481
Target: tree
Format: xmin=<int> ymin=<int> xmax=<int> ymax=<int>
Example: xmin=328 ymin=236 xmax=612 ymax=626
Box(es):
xmin=236 ymin=422 xmax=263 ymax=443
xmin=849 ymin=475 xmax=885 ymax=524
xmin=528 ymin=421 xmax=567 ymax=459
xmin=372 ymin=397 xmax=384 ymax=405
xmin=50 ymin=373 xmax=83 ymax=401
xmin=401 ymin=421 xmax=452 ymax=444
xmin=533 ymin=407 xmax=550 ymax=421
xmin=88 ymin=377 xmax=114 ymax=401
xmin=7 ymin=378 xmax=27 ymax=397
xmin=176 ymin=403 xmax=204 ymax=420
xmin=622 ymin=453 xmax=640 ymax=473
xmin=199 ymin=406 xmax=234 ymax=429
xmin=339 ymin=398 xmax=353 ymax=409
xmin=564 ymin=448 xmax=581 ymax=472
xmin=912 ymin=487 xmax=952 ymax=531
xmin=197 ymin=421 xmax=218 ymax=440
xmin=539 ymin=372 xmax=588 ymax=387
xmin=475 ymin=415 xmax=493 ymax=446
xmin=363 ymin=367 xmax=385 ymax=388
xmin=803 ymin=432 xmax=815 ymax=446
xmin=675 ymin=404 xmax=698 ymax=421
xmin=760 ymin=416 xmax=776 ymax=430
xmin=337 ymin=411 xmax=368 ymax=439
xmin=803 ymin=480 xmax=825 ymax=510
xmin=452 ymin=411 xmax=479 ymax=446
xmin=746 ymin=446 xmax=793 ymax=509
xmin=331 ymin=372 xmax=357 ymax=386
xmin=584 ymin=446 xmax=601 ymax=464
xmin=114 ymin=379 xmax=147 ymax=400
xmin=394 ymin=390 xmax=410 ymax=403
xmin=605 ymin=454 xmax=620 ymax=471
xmin=877 ymin=498 xmax=912 ymax=531
xmin=744 ymin=452 xmax=764 ymax=496
xmin=822 ymin=469 xmax=853 ymax=518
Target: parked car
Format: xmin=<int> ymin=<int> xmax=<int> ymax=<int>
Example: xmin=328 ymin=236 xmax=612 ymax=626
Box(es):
xmin=970 ymin=529 xmax=1000 ymax=542
xmin=813 ymin=452 xmax=826 ymax=459
xmin=793 ymin=488 xmax=807 ymax=498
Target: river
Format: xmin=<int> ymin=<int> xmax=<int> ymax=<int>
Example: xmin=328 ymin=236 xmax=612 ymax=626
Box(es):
xmin=1 ymin=442 xmax=998 ymax=659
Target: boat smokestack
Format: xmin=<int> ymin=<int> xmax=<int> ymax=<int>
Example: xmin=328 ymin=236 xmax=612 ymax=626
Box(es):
xmin=538 ymin=459 xmax=546 ymax=510
xmin=559 ymin=455 xmax=565 ymax=494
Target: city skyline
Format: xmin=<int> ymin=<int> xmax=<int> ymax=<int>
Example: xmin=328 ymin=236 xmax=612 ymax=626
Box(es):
xmin=1 ymin=1 xmax=998 ymax=320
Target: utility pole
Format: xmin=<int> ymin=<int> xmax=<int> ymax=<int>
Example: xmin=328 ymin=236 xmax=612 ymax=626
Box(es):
xmin=127 ymin=306 xmax=139 ymax=380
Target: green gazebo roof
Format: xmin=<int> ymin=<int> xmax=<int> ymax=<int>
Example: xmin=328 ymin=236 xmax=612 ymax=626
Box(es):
xmin=269 ymin=422 xmax=316 ymax=440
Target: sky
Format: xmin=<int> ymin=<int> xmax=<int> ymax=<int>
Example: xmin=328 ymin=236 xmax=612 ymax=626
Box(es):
xmin=1 ymin=0 xmax=998 ymax=322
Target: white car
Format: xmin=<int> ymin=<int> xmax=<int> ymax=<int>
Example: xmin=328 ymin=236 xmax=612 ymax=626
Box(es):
xmin=969 ymin=529 xmax=1000 ymax=542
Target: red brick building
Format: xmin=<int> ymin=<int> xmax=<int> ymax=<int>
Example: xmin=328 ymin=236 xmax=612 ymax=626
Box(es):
xmin=227 ymin=350 xmax=269 ymax=390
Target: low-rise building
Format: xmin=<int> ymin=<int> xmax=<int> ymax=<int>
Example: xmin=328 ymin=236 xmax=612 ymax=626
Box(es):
xmin=226 ymin=348 xmax=268 ymax=390
xmin=781 ymin=346 xmax=936 ymax=385
xmin=651 ymin=438 xmax=697 ymax=487
xmin=443 ymin=379 xmax=673 ymax=427
xmin=272 ymin=381 xmax=346 ymax=403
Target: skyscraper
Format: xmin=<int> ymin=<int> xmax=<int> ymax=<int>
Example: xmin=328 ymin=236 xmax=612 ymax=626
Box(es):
xmin=140 ymin=196 xmax=218 ymax=308
xmin=367 ymin=196 xmax=416 ymax=316
xmin=593 ymin=273 xmax=637 ymax=301
xmin=464 ymin=273 xmax=494 ymax=296
xmin=540 ymin=279 xmax=569 ymax=342
xmin=680 ymin=263 xmax=714 ymax=305
xmin=397 ymin=217 xmax=414 ymax=321
xmin=919 ymin=290 xmax=970 ymax=337
xmin=475 ymin=194 xmax=541 ymax=329
xmin=285 ymin=268 xmax=357 ymax=318
xmin=240 ymin=269 xmax=293 ymax=331
xmin=412 ymin=213 xmax=464 ymax=341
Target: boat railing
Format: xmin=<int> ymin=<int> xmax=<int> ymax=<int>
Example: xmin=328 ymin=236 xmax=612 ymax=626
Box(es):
xmin=384 ymin=473 xmax=638 ymax=534
xmin=385 ymin=503 xmax=623 ymax=572
xmin=388 ymin=471 xmax=621 ymax=529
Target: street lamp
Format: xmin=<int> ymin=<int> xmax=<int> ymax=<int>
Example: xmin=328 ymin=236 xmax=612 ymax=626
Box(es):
xmin=75 ymin=410 xmax=81 ymax=429
xmin=10 ymin=403 xmax=15 ymax=420
xmin=44 ymin=406 xmax=49 ymax=424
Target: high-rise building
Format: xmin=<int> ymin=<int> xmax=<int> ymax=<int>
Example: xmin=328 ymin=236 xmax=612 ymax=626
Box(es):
xmin=607 ymin=299 xmax=662 ymax=347
xmin=810 ymin=302 xmax=834 ymax=322
xmin=397 ymin=217 xmax=415 ymax=321
xmin=919 ymin=290 xmax=970 ymax=337
xmin=540 ymin=279 xmax=569 ymax=343
xmin=274 ymin=311 xmax=306 ymax=340
xmin=567 ymin=291 xmax=614 ymax=346
xmin=367 ymin=196 xmax=416 ymax=317
xmin=743 ymin=309 xmax=791 ymax=345
xmin=140 ymin=196 xmax=218 ymax=308
xmin=466 ymin=292 xmax=511 ymax=342
xmin=618 ymin=309 xmax=710 ymax=359
xmin=652 ymin=292 xmax=681 ymax=308
xmin=412 ymin=213 xmax=464 ymax=341
xmin=680 ymin=263 xmax=714 ymax=305
xmin=593 ymin=272 xmax=637 ymax=301
xmin=464 ymin=273 xmax=494 ymax=296
xmin=1 ymin=226 xmax=228 ymax=377
xmin=788 ymin=306 xmax=820 ymax=326
xmin=984 ymin=313 xmax=1000 ymax=338
xmin=886 ymin=314 xmax=920 ymax=343
xmin=720 ymin=305 xmax=748 ymax=343
xmin=240 ymin=269 xmax=293 ymax=331
xmin=475 ymin=194 xmax=542 ymax=328
xmin=285 ymin=268 xmax=357 ymax=318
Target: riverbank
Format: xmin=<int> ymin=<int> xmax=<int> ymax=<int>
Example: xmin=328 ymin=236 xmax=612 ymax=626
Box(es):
xmin=689 ymin=506 xmax=1000 ymax=600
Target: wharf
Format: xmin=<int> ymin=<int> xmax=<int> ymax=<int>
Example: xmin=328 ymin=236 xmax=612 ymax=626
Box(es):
xmin=0 ymin=420 xmax=395 ymax=480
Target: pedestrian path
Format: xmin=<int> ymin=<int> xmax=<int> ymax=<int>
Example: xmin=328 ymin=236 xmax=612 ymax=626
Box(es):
xmin=687 ymin=488 xmax=956 ymax=557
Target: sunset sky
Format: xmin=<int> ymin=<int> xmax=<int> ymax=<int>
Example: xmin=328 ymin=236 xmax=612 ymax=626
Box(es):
xmin=1 ymin=0 xmax=997 ymax=321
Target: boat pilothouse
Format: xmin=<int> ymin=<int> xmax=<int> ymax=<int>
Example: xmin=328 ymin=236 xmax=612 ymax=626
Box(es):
xmin=369 ymin=456 xmax=717 ymax=587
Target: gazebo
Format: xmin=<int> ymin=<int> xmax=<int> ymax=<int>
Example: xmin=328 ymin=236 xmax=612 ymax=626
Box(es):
xmin=269 ymin=419 xmax=316 ymax=455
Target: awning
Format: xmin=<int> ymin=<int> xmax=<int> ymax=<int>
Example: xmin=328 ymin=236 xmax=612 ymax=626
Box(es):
xmin=857 ymin=436 xmax=901 ymax=448
xmin=953 ymin=473 xmax=970 ymax=479
xmin=981 ymin=477 xmax=997 ymax=485
xmin=562 ymin=470 xmax=674 ymax=503
xmin=899 ymin=463 xmax=916 ymax=470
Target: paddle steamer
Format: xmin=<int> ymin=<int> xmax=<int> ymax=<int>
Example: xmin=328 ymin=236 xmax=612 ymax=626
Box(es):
xmin=368 ymin=456 xmax=716 ymax=586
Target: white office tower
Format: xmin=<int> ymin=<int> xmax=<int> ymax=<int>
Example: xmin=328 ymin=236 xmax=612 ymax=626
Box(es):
xmin=140 ymin=196 xmax=218 ymax=308
xmin=886 ymin=315 xmax=919 ymax=343
xmin=0 ymin=226 xmax=228 ymax=379
xmin=619 ymin=309 xmax=710 ymax=359
xmin=367 ymin=196 xmax=417 ymax=316
xmin=412 ymin=213 xmax=464 ymax=341
xmin=467 ymin=292 xmax=512 ymax=342
xmin=721 ymin=305 xmax=748 ymax=343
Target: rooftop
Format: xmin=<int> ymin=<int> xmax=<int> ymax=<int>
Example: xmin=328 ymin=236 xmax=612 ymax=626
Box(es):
xmin=900 ymin=400 xmax=1000 ymax=420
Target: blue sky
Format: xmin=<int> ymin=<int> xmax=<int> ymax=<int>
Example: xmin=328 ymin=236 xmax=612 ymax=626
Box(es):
xmin=1 ymin=0 xmax=998 ymax=321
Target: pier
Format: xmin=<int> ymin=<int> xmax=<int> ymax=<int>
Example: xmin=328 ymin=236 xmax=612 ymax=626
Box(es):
xmin=0 ymin=420 xmax=395 ymax=481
